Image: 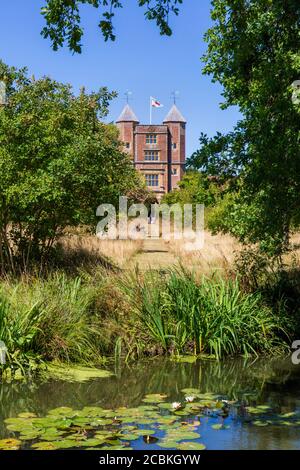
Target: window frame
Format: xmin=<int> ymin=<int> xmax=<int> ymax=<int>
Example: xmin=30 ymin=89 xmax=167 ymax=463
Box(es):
xmin=145 ymin=173 xmax=159 ymax=187
xmin=146 ymin=134 xmax=157 ymax=144
xmin=144 ymin=150 xmax=159 ymax=161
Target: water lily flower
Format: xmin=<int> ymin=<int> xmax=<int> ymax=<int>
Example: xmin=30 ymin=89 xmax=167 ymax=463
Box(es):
xmin=185 ymin=396 xmax=195 ymax=403
xmin=172 ymin=402 xmax=182 ymax=410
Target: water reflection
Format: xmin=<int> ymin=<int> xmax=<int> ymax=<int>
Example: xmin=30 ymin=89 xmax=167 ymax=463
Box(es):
xmin=1 ymin=357 xmax=300 ymax=449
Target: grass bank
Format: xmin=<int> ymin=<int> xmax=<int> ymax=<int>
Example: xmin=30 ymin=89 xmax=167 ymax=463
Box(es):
xmin=0 ymin=265 xmax=295 ymax=379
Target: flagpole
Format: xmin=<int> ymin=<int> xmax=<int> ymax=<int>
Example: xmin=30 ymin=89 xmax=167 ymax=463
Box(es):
xmin=150 ymin=96 xmax=152 ymax=125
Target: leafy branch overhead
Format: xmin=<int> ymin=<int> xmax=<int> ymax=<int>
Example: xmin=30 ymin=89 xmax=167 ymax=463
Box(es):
xmin=41 ymin=0 xmax=184 ymax=53
xmin=191 ymin=0 xmax=300 ymax=256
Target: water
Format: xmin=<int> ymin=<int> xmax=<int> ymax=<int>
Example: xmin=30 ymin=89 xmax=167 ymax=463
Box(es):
xmin=1 ymin=357 xmax=300 ymax=450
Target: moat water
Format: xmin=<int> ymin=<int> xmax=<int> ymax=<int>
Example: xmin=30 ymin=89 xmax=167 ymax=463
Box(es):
xmin=1 ymin=357 xmax=300 ymax=450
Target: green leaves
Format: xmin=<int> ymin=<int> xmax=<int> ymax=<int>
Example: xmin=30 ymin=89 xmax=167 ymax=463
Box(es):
xmin=41 ymin=1 xmax=183 ymax=53
xmin=6 ymin=387 xmax=299 ymax=451
xmin=2 ymin=390 xmax=235 ymax=450
xmin=121 ymin=268 xmax=290 ymax=358
xmin=0 ymin=62 xmax=140 ymax=273
xmin=197 ymin=1 xmax=300 ymax=256
xmin=0 ymin=438 xmax=22 ymax=450
xmin=46 ymin=365 xmax=114 ymax=382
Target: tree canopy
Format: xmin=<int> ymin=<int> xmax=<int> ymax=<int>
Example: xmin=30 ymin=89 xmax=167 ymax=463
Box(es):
xmin=189 ymin=0 xmax=300 ymax=255
xmin=41 ymin=0 xmax=183 ymax=53
xmin=0 ymin=61 xmax=141 ymax=273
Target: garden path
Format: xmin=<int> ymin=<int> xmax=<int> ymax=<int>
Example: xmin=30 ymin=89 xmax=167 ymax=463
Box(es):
xmin=129 ymin=237 xmax=178 ymax=271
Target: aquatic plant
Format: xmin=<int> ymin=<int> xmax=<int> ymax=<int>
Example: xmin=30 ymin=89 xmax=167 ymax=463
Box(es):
xmin=0 ymin=294 xmax=44 ymax=378
xmin=123 ymin=268 xmax=291 ymax=359
xmin=165 ymin=270 xmax=290 ymax=358
xmin=0 ymin=265 xmax=293 ymax=379
xmin=1 ymin=391 xmax=231 ymax=450
xmin=3 ymin=387 xmax=299 ymax=451
xmin=0 ymin=272 xmax=107 ymax=377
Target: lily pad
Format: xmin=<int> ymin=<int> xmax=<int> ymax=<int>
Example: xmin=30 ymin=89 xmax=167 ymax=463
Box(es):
xmin=247 ymin=406 xmax=271 ymax=415
xmin=133 ymin=418 xmax=156 ymax=425
xmin=18 ymin=412 xmax=37 ymax=419
xmin=46 ymin=431 xmax=72 ymax=441
xmin=79 ymin=406 xmax=106 ymax=417
xmin=53 ymin=419 xmax=73 ymax=430
xmin=47 ymin=407 xmax=74 ymax=417
xmin=0 ymin=438 xmax=22 ymax=450
xmin=77 ymin=439 xmax=105 ymax=448
xmin=256 ymin=405 xmax=272 ymax=411
xmin=279 ymin=412 xmax=297 ymax=418
xmin=19 ymin=430 xmax=41 ymax=440
xmin=48 ymin=439 xmax=78 ymax=449
xmin=156 ymin=416 xmax=177 ymax=424
xmin=177 ymin=442 xmax=206 ymax=450
xmin=165 ymin=430 xmax=201 ymax=440
xmin=137 ymin=405 xmax=158 ymax=412
xmin=211 ymin=423 xmax=225 ymax=430
xmin=120 ymin=434 xmax=139 ymax=441
xmin=142 ymin=394 xmax=168 ymax=403
xmin=157 ymin=403 xmax=173 ymax=410
xmin=181 ymin=388 xmax=200 ymax=395
xmin=132 ymin=429 xmax=156 ymax=436
xmin=31 ymin=441 xmax=58 ymax=450
xmin=158 ymin=440 xmax=179 ymax=449
xmin=253 ymin=420 xmax=269 ymax=427
xmin=99 ymin=445 xmax=133 ymax=450
xmin=277 ymin=420 xmax=296 ymax=426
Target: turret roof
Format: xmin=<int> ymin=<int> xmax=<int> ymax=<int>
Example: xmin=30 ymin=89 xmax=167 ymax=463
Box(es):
xmin=116 ymin=104 xmax=139 ymax=123
xmin=163 ymin=104 xmax=186 ymax=123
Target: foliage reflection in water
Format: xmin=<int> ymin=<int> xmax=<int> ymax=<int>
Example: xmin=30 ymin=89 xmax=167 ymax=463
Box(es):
xmin=1 ymin=357 xmax=300 ymax=450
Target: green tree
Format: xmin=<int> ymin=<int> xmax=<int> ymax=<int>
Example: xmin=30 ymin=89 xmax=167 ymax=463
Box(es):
xmin=41 ymin=0 xmax=183 ymax=53
xmin=0 ymin=61 xmax=140 ymax=273
xmin=192 ymin=0 xmax=300 ymax=256
xmin=163 ymin=171 xmax=222 ymax=207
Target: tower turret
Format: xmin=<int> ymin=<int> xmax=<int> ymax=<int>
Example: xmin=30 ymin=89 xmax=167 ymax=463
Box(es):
xmin=116 ymin=104 xmax=139 ymax=159
xmin=163 ymin=105 xmax=186 ymax=190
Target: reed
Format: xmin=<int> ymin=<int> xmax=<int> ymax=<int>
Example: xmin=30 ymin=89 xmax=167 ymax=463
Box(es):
xmin=0 ymin=263 xmax=294 ymax=379
xmin=121 ymin=268 xmax=291 ymax=359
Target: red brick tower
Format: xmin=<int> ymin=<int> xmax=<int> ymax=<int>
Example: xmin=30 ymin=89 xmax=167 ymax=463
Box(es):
xmin=116 ymin=103 xmax=186 ymax=198
xmin=163 ymin=105 xmax=186 ymax=191
xmin=116 ymin=104 xmax=139 ymax=160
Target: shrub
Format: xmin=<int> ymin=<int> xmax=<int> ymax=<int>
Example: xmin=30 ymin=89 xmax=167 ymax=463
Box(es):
xmin=0 ymin=61 xmax=141 ymax=274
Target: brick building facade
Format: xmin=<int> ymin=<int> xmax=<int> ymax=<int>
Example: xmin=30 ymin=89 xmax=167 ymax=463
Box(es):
xmin=116 ymin=104 xmax=186 ymax=198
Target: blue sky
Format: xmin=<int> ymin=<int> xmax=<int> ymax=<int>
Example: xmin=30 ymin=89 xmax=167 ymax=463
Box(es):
xmin=0 ymin=0 xmax=240 ymax=156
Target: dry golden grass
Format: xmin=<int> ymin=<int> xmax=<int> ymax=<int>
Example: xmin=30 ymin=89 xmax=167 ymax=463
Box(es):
xmin=60 ymin=234 xmax=143 ymax=268
xmin=167 ymin=231 xmax=300 ymax=275
xmin=165 ymin=230 xmax=242 ymax=275
xmin=283 ymin=232 xmax=300 ymax=266
xmin=59 ymin=227 xmax=300 ymax=274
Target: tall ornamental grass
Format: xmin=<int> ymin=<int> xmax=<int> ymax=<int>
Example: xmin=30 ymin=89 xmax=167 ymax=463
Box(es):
xmin=123 ymin=269 xmax=291 ymax=359
xmin=0 ymin=272 xmax=105 ymax=377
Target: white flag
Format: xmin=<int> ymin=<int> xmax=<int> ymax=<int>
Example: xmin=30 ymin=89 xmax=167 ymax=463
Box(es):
xmin=151 ymin=97 xmax=163 ymax=108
